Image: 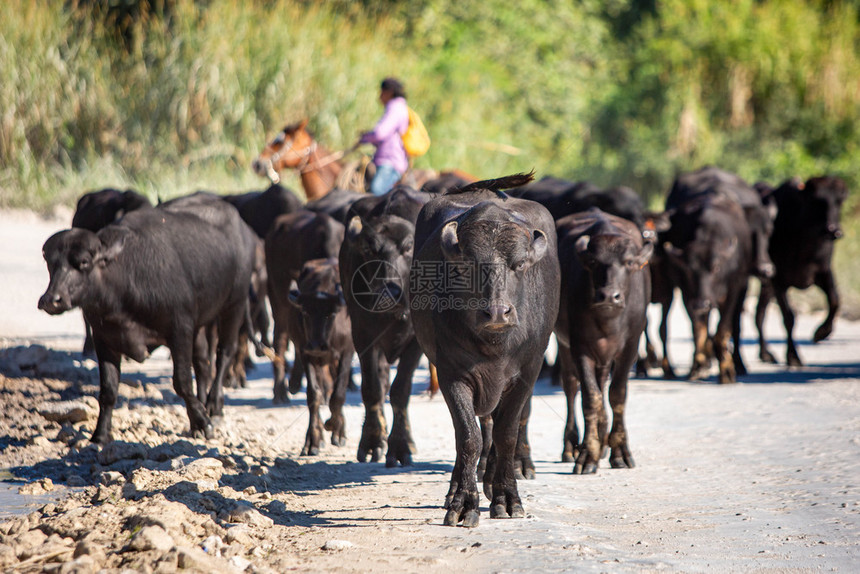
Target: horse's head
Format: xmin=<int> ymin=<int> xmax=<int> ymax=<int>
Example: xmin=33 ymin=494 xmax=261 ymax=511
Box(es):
xmin=252 ymin=119 xmax=317 ymax=184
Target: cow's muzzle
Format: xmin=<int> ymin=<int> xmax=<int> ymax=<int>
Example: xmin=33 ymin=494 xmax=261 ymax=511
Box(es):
xmin=479 ymin=302 xmax=518 ymax=331
xmin=828 ymin=224 xmax=843 ymax=240
xmin=591 ymin=289 xmax=624 ymax=310
xmin=38 ymin=292 xmax=72 ymax=315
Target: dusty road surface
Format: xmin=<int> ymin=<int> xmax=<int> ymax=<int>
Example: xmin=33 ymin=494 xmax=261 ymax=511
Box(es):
xmin=0 ymin=208 xmax=858 ymax=573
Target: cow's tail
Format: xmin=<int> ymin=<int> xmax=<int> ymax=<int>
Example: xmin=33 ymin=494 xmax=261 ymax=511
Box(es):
xmin=243 ymin=294 xmax=284 ymax=365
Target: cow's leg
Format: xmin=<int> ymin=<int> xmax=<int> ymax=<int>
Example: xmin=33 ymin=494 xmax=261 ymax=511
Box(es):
xmin=192 ymin=326 xmax=213 ymax=403
xmin=440 ymin=376 xmax=481 ymax=528
xmin=608 ymin=341 xmax=638 ymax=469
xmin=325 ymin=351 xmax=352 ymax=447
xmin=207 ymin=302 xmax=244 ymax=418
xmin=170 ymin=332 xmax=213 ymax=439
xmin=659 ymin=299 xmax=676 ymax=379
xmin=357 ymin=347 xmax=390 ymax=463
xmin=813 ymin=270 xmax=839 ymax=343
xmin=755 ymin=278 xmax=777 ymax=363
xmin=636 ymin=325 xmax=659 ymax=376
xmin=487 ymin=365 xmax=538 ymax=519
xmin=386 ymin=338 xmax=421 ymax=467
xmin=477 ymin=415 xmax=493 ymax=481
xmin=688 ymin=312 xmax=711 ymax=381
xmin=774 ymin=286 xmax=802 ymax=366
xmin=91 ymin=338 xmax=122 ymax=444
xmin=288 ymin=353 xmax=305 ymax=395
xmin=271 ymin=315 xmax=290 ymax=404
xmin=730 ymin=283 xmax=749 ymax=378
xmin=82 ymin=319 xmax=96 ymax=357
xmin=302 ymin=360 xmax=326 ymax=456
xmin=558 ymin=343 xmax=580 ymax=463
xmin=574 ymin=355 xmax=607 ymax=474
xmin=514 ymin=394 xmax=535 ymax=480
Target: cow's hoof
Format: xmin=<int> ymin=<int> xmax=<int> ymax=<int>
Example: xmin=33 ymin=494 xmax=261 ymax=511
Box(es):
xmin=357 ymin=446 xmax=384 ymax=463
xmin=759 ymin=349 xmax=777 ymax=364
xmin=510 ymin=502 xmax=525 ymax=518
xmin=386 ymin=450 xmax=412 ymax=468
xmin=330 ymin=433 xmax=347 ymax=447
xmin=192 ymin=424 xmax=215 ymax=440
xmin=301 ymin=445 xmax=319 ymax=456
xmin=90 ymin=432 xmax=110 ymax=446
xmin=610 ymin=453 xmax=635 ymax=469
xmin=574 ymin=461 xmax=598 ymax=475
xmin=272 ymin=395 xmax=290 ymax=406
xmin=813 ymin=323 xmax=833 ymax=343
xmin=520 ymin=467 xmax=536 ymax=480
xmin=444 ymin=508 xmax=479 ymax=528
xmin=490 ymin=503 xmax=510 ymax=518
xmin=787 ymin=354 xmax=803 ymax=368
xmin=561 ymin=451 xmax=575 ymax=463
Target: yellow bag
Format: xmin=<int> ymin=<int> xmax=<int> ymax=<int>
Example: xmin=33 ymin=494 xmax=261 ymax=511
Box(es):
xmin=402 ymin=106 xmax=430 ymax=158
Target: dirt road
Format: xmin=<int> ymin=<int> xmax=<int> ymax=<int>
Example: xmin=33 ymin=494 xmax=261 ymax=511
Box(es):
xmin=0 ymin=209 xmax=858 ymax=573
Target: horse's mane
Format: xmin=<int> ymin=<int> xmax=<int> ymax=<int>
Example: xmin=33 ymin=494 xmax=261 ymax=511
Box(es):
xmin=445 ymin=171 xmax=535 ymax=197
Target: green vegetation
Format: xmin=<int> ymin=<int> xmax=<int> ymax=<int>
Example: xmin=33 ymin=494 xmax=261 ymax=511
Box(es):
xmin=2 ymin=0 xmax=858 ymax=309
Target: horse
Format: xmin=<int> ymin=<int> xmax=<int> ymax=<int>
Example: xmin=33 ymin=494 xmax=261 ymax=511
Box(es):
xmin=253 ymin=119 xmax=462 ymax=201
xmin=252 ymin=119 xmax=365 ymax=201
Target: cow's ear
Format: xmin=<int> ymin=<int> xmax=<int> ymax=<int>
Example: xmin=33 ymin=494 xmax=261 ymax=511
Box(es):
xmin=528 ymin=229 xmax=549 ymax=263
xmin=95 ymin=228 xmax=128 ymax=266
xmin=288 ymin=280 xmax=301 ymax=307
xmin=440 ymin=221 xmax=460 ymax=259
xmin=347 ymin=216 xmax=363 ymax=241
xmin=634 ymin=241 xmax=654 ymax=269
xmin=575 ymin=235 xmax=590 ymax=254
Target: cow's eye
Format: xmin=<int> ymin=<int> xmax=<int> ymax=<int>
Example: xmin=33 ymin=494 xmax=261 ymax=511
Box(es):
xmin=513 ymin=260 xmax=526 ymax=272
xmin=77 ymin=257 xmax=93 ymax=271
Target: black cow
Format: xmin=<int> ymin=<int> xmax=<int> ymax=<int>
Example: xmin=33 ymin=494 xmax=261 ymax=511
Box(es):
xmin=266 ymin=210 xmax=345 ymax=404
xmin=286 ymin=258 xmax=354 ymax=455
xmin=661 ymin=190 xmax=754 ymax=384
xmin=339 ymin=185 xmax=431 ymax=466
xmin=39 ymin=201 xmax=257 ymax=443
xmin=754 ymin=176 xmax=848 ymax=366
xmin=668 ymin=166 xmax=775 ymax=279
xmin=410 ymin=173 xmax=560 ymax=527
xmin=71 ymin=188 xmax=153 ymax=356
xmin=508 ymin=176 xmax=648 ymax=229
xmin=555 ymin=208 xmax=652 ymax=474
xmin=220 ymin=183 xmax=303 ymax=239
xmin=72 ymin=188 xmax=152 ymax=231
xmin=304 ymin=187 xmax=368 ymax=224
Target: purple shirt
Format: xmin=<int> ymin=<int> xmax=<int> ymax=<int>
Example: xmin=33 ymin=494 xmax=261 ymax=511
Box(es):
xmin=360 ymin=96 xmax=409 ymax=175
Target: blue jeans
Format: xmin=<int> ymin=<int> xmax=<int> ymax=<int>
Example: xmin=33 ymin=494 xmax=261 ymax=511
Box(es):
xmin=370 ymin=164 xmax=402 ymax=196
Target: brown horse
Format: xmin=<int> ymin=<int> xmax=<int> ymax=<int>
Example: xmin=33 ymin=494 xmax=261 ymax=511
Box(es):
xmin=253 ymin=119 xmax=463 ymax=200
xmin=252 ymin=119 xmax=357 ymax=201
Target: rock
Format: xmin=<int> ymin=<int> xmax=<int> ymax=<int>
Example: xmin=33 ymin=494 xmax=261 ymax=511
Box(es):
xmin=0 ymin=544 xmax=16 ymax=569
xmin=176 ymin=545 xmax=224 ymax=572
xmin=174 ymin=457 xmax=224 ymax=482
xmin=223 ymin=524 xmax=254 ymax=547
xmin=230 ymin=555 xmax=252 ymax=571
xmin=28 ymin=435 xmax=52 ymax=448
xmin=321 ymin=539 xmax=354 ymax=551
xmin=127 ymin=525 xmax=174 ymax=553
xmin=97 ymin=441 xmax=147 ymax=465
xmin=58 ymin=555 xmax=98 ymax=574
xmin=220 ymin=503 xmax=273 ymax=529
xmin=99 ymin=471 xmax=125 ymax=487
xmin=74 ymin=539 xmax=107 ymax=563
xmin=148 ymin=440 xmax=202 ymax=462
xmin=37 ymin=401 xmax=95 ymax=424
xmin=201 ymin=535 xmax=224 ymax=557
xmin=18 ymin=478 xmax=54 ymax=495
xmin=14 ymin=528 xmax=48 ymax=558
xmin=66 ymin=474 xmax=88 ymax=487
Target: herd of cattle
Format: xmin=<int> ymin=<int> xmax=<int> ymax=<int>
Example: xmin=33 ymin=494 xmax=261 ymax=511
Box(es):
xmin=36 ymin=165 xmax=847 ymax=527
